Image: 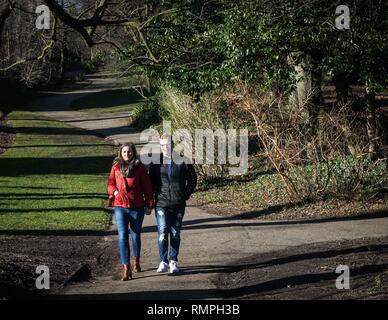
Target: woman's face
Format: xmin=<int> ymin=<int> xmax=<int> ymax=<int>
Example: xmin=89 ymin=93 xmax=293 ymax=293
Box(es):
xmin=121 ymin=146 xmax=133 ymax=162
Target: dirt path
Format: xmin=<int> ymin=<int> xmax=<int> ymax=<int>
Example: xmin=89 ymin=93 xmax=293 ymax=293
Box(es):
xmin=28 ymin=77 xmax=388 ymax=300
xmin=29 ymin=78 xmax=142 ymax=146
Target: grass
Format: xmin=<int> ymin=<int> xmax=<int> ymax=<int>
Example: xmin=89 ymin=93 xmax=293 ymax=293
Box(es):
xmin=70 ymin=88 xmax=149 ymax=114
xmin=193 ymin=171 xmax=285 ymax=213
xmin=0 ymin=111 xmax=116 ymax=231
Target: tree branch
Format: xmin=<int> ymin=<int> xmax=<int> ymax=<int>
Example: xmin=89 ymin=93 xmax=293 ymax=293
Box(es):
xmin=43 ymin=0 xmax=94 ymax=46
xmin=0 ymin=16 xmax=57 ymax=71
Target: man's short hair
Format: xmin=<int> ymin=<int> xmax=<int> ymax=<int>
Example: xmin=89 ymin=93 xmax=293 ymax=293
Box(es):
xmin=160 ymin=133 xmax=172 ymax=144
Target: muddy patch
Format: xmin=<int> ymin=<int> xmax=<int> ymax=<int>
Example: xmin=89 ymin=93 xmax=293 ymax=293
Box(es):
xmin=0 ymin=232 xmax=119 ymax=299
xmin=214 ymin=236 xmax=388 ymax=300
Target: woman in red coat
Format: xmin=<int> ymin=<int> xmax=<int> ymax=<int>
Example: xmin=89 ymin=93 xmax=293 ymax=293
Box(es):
xmin=107 ymin=142 xmax=154 ymax=281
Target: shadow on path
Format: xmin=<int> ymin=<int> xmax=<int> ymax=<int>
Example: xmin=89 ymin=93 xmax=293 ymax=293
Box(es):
xmin=54 ymin=262 xmax=388 ymax=300
xmin=139 ymin=208 xmax=388 ymax=234
xmin=174 ymin=243 xmax=388 ymax=276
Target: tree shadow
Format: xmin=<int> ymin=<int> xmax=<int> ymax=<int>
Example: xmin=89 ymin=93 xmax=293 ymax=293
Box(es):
xmin=0 ymin=206 xmax=109 ymax=214
xmin=219 ymin=263 xmax=388 ymax=299
xmin=230 ymin=197 xmax=319 ymax=220
xmin=0 ymin=192 xmax=106 ymax=200
xmin=70 ymin=88 xmax=149 ymax=111
xmin=10 ymin=122 xmax=141 ymax=140
xmin=13 ymin=115 xmax=130 ymax=123
xmin=196 ymin=168 xmax=278 ymax=192
xmin=50 ymin=262 xmax=388 ymax=300
xmin=0 ymin=155 xmax=113 ymax=176
xmin=6 ymin=144 xmax=111 ymax=148
xmin=0 ymin=228 xmax=116 ymax=236
xmin=0 ymin=185 xmax=61 ymax=190
xmin=91 ymin=125 xmax=138 ymax=137
xmin=9 ymin=126 xmax=107 ymax=138
xmin=168 ymin=208 xmax=388 ymax=233
xmin=173 ymin=243 xmax=388 ymax=276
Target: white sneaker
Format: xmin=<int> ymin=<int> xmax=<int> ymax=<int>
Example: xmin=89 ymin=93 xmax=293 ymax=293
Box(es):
xmin=157 ymin=261 xmax=168 ymax=273
xmin=169 ymin=260 xmax=180 ymax=273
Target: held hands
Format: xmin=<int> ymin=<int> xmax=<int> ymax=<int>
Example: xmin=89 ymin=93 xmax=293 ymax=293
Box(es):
xmin=114 ymin=190 xmax=152 ymax=215
xmin=144 ymin=207 xmax=152 ymax=215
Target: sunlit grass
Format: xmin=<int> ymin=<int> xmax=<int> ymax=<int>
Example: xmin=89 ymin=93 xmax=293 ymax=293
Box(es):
xmin=0 ymin=111 xmax=116 ymax=231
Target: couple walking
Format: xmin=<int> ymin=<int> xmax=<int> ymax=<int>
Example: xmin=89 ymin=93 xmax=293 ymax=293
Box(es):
xmin=107 ymin=134 xmax=197 ymax=281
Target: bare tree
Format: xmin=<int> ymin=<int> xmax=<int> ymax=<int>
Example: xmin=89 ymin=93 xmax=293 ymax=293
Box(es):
xmin=0 ymin=1 xmax=11 ymax=44
xmin=1 ymin=0 xmax=179 ymax=71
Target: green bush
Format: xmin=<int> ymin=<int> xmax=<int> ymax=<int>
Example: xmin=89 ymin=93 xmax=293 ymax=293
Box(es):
xmin=286 ymin=156 xmax=387 ymax=199
xmin=81 ymin=51 xmax=107 ymax=74
xmin=64 ymin=51 xmax=107 ymax=74
xmin=129 ymin=98 xmax=162 ymax=130
xmin=329 ymin=156 xmax=387 ymax=196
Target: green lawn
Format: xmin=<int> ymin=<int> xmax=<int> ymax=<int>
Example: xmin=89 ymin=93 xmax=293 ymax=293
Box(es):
xmin=0 ymin=111 xmax=116 ymax=231
xmin=70 ymin=88 xmax=149 ymax=113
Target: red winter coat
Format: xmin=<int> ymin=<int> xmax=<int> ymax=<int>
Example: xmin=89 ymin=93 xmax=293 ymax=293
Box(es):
xmin=107 ymin=161 xmax=154 ymax=209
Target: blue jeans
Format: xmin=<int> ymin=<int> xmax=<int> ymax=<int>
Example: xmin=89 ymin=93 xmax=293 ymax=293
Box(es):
xmin=114 ymin=207 xmax=144 ymax=265
xmin=155 ymin=206 xmax=185 ymax=263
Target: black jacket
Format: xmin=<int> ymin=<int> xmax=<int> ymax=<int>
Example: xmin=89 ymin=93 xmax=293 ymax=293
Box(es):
xmin=149 ymin=155 xmax=197 ymax=208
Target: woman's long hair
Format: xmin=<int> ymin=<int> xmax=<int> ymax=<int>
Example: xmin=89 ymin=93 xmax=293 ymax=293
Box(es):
xmin=114 ymin=143 xmax=138 ymax=176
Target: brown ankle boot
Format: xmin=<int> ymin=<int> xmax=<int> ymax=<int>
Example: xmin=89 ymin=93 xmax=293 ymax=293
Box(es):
xmin=131 ymin=257 xmax=141 ymax=273
xmin=121 ymin=264 xmax=132 ymax=281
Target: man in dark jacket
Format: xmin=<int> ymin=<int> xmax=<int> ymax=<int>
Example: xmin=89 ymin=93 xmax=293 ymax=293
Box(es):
xmin=149 ymin=134 xmax=197 ymax=273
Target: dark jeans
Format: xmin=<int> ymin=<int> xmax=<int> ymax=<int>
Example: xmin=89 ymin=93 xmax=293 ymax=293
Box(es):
xmin=155 ymin=206 xmax=185 ymax=263
xmin=114 ymin=207 xmax=145 ymax=265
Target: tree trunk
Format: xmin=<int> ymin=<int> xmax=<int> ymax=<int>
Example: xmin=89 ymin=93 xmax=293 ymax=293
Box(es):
xmin=59 ymin=44 xmax=65 ymax=82
xmin=145 ymin=76 xmax=151 ymax=94
xmin=288 ymin=53 xmax=311 ymax=118
xmin=365 ymin=85 xmax=379 ymax=159
xmin=309 ymin=69 xmax=322 ymax=135
xmin=333 ymin=72 xmax=349 ymax=106
xmin=306 ymin=67 xmax=322 ymax=161
xmin=333 ymin=73 xmax=358 ymax=156
xmin=339 ymin=121 xmax=360 ymax=157
xmin=58 ymin=19 xmax=66 ymax=83
xmin=0 ymin=2 xmax=11 ymax=46
xmin=288 ymin=53 xmax=322 ymax=161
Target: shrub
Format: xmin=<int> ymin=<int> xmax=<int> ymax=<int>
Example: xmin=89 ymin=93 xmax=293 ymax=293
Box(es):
xmin=285 ymin=156 xmax=387 ymax=200
xmin=158 ymin=85 xmax=230 ymax=178
xmin=220 ymin=81 xmax=386 ymax=201
xmin=328 ymin=156 xmax=387 ymax=196
xmin=81 ymin=51 xmax=107 ymax=74
xmin=129 ymin=98 xmax=162 ymax=130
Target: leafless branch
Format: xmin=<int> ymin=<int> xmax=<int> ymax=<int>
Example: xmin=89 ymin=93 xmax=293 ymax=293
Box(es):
xmin=1 ymin=15 xmax=57 ymax=71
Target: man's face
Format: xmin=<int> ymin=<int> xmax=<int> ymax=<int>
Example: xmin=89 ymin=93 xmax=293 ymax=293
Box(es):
xmin=160 ymin=138 xmax=172 ymax=158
